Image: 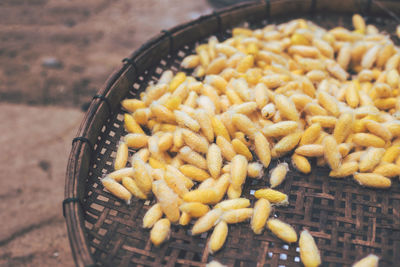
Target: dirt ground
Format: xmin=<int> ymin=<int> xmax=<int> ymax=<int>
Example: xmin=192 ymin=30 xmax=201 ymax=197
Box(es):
xmin=0 ymin=0 xmax=216 ymax=266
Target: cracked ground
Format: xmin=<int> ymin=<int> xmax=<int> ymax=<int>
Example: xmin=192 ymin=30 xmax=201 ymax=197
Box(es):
xmin=0 ymin=0 xmax=213 ymax=265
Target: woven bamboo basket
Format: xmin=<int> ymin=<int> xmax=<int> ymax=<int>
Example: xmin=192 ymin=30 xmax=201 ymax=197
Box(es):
xmin=64 ymin=0 xmax=400 ymax=266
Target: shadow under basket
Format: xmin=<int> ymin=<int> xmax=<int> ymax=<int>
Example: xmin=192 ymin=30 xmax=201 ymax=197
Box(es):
xmin=65 ymin=1 xmax=400 ymax=266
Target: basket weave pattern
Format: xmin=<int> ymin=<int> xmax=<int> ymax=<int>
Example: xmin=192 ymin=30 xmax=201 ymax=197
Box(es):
xmin=65 ymin=1 xmax=400 ymax=266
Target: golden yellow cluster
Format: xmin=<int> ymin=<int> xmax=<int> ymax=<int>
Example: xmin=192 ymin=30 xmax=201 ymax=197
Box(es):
xmin=100 ymin=14 xmax=400 ymax=266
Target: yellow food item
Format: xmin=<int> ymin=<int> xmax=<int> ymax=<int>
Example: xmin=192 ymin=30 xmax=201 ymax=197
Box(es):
xmin=267 ymin=219 xmax=297 ymax=243
xmin=299 ymin=230 xmax=322 ymax=267
xmin=150 ymin=218 xmax=170 ymax=246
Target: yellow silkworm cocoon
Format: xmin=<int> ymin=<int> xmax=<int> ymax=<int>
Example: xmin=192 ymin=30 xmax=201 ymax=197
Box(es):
xmin=236 ymin=55 xmax=254 ymax=73
xmin=251 ymin=199 xmax=271 ymax=235
xmin=272 ymin=132 xmax=303 ymax=157
xmin=180 ymin=202 xmax=210 ymax=218
xmin=359 ymin=147 xmax=385 ymax=172
xmin=212 ymin=117 xmax=231 ymax=141
xmin=179 ymin=165 xmax=210 ymax=182
xmin=292 ymin=153 xmax=311 ymax=174
xmin=232 ymin=138 xmax=253 ymax=161
xmin=150 ymin=218 xmax=171 ymax=246
xmin=385 ymin=121 xmax=400 ymax=137
xmin=149 ymin=157 xmax=166 ymax=170
xmin=151 ymin=102 xmax=176 ymax=123
xmin=343 ymin=151 xmax=364 ymax=163
xmin=174 ymin=110 xmax=200 ymax=132
xmin=195 ymin=109 xmax=214 ymax=142
xmin=152 ymin=180 xmax=180 ymax=223
xmin=353 ymin=173 xmax=391 ymax=189
xmin=209 ymin=221 xmax=228 ymax=254
xmin=337 ymin=43 xmax=351 ymax=70
xmin=329 ymin=161 xmax=358 ymax=178
xmin=216 ymin=136 xmax=237 ymax=161
xmin=221 ymin=208 xmax=253 ymax=224
xmin=158 ymin=132 xmax=173 ymax=152
xmin=254 ymin=83 xmax=269 ymax=109
xmin=114 ymin=141 xmax=128 ymax=170
xmin=222 ymin=164 xmax=230 ymax=174
xmin=213 ymin=173 xmax=230 ymax=202
xmin=352 ymin=133 xmax=386 ymax=148
xmin=230 ymin=154 xmax=248 ymax=189
xmin=352 ymin=14 xmax=366 ymax=33
xmin=361 ymin=44 xmax=380 ymax=69
xmin=295 ymin=144 xmax=325 ymax=157
xmin=373 ymin=163 xmax=400 ymax=177
xmin=254 ymin=188 xmax=288 ymax=205
xmin=133 ymin=108 xmax=151 ymax=125
xmin=387 ymin=69 xmax=400 ymax=88
xmin=306 ymin=70 xmax=326 ymax=82
xmin=124 ymin=113 xmax=145 ymax=134
xmin=169 ymin=72 xmax=186 ymax=92
xmin=300 ymin=123 xmax=321 ymax=145
xmin=183 ymin=188 xmax=218 ymax=204
xmin=108 ymin=167 xmax=135 ymax=182
xmin=179 ymin=146 xmax=207 ymax=170
xmin=164 ymin=96 xmax=182 ymax=111
xmin=226 ymin=89 xmax=243 ymax=105
xmin=164 ymin=171 xmax=189 ymax=197
xmin=364 ymin=120 xmax=392 ymax=141
xmin=262 ymin=121 xmax=299 ymax=137
xmin=227 ymin=184 xmax=242 ymax=199
xmin=214 ymin=199 xmax=251 ymax=213
xmin=299 ymin=230 xmax=322 ymax=267
xmin=133 ymin=159 xmax=153 ymax=194
xmin=352 ymin=254 xmax=379 ymax=267
xmin=207 ymin=56 xmax=227 ymax=75
xmin=267 ymin=219 xmax=298 ymax=243
xmin=102 ymin=177 xmax=132 ymax=204
xmin=144 ymin=84 xmax=168 ymax=105
xmin=166 ymin=165 xmax=194 ymax=189
xmin=179 ymin=212 xmax=191 ymax=226
xmin=261 ymin=103 xmax=276 ymax=119
xmin=288 ymin=45 xmax=320 ymax=58
xmin=122 ymin=177 xmax=147 ymax=200
xmin=274 ymin=94 xmax=300 ymax=121
xmin=232 ymin=113 xmax=258 ymax=139
xmin=247 ymin=162 xmax=263 ymax=178
xmin=317 ymin=91 xmax=340 ymax=117
xmin=323 ymin=135 xmax=341 ymax=170
xmin=291 ymin=33 xmax=310 ymax=45
xmin=182 ymin=129 xmax=209 ymax=154
xmin=310 ymin=116 xmax=337 ymax=128
xmin=191 ymin=209 xmax=222 ymax=235
xmin=374 ymin=82 xmax=392 ymax=98
xmin=304 ymin=103 xmax=328 ymax=116
xmin=269 ymin=162 xmax=289 ymax=188
xmin=181 ymin=55 xmax=200 ymax=69
xmin=205 ymin=74 xmax=228 ymax=93
xmin=207 ymin=143 xmax=222 ymax=179
xmin=333 ymin=113 xmax=354 ymax=143
xmin=133 ymin=148 xmax=150 ymax=163
xmin=231 ymin=102 xmax=258 ymax=115
xmin=253 ymin=132 xmax=271 ymax=168
xmin=382 ymin=146 xmax=400 ymax=163
xmin=198 ymin=178 xmax=216 ymax=190
xmin=143 ymin=203 xmax=163 ymax=228
xmin=338 ymin=142 xmax=351 ymax=157
xmin=121 ymin=99 xmax=146 ymax=112
xmin=374 ymin=97 xmax=397 ymax=110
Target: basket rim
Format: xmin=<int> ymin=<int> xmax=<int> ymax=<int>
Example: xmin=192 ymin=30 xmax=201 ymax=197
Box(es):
xmin=64 ymin=0 xmax=400 ymax=266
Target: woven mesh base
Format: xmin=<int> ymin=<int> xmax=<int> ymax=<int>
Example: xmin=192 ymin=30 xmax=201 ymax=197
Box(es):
xmin=66 ymin=4 xmax=400 ymax=267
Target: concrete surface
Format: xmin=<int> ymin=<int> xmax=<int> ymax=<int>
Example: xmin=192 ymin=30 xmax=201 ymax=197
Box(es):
xmin=0 ymin=1 xmax=214 ymax=266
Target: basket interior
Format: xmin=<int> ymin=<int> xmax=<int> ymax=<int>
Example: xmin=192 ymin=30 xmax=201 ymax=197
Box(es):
xmin=70 ymin=7 xmax=400 ymax=267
